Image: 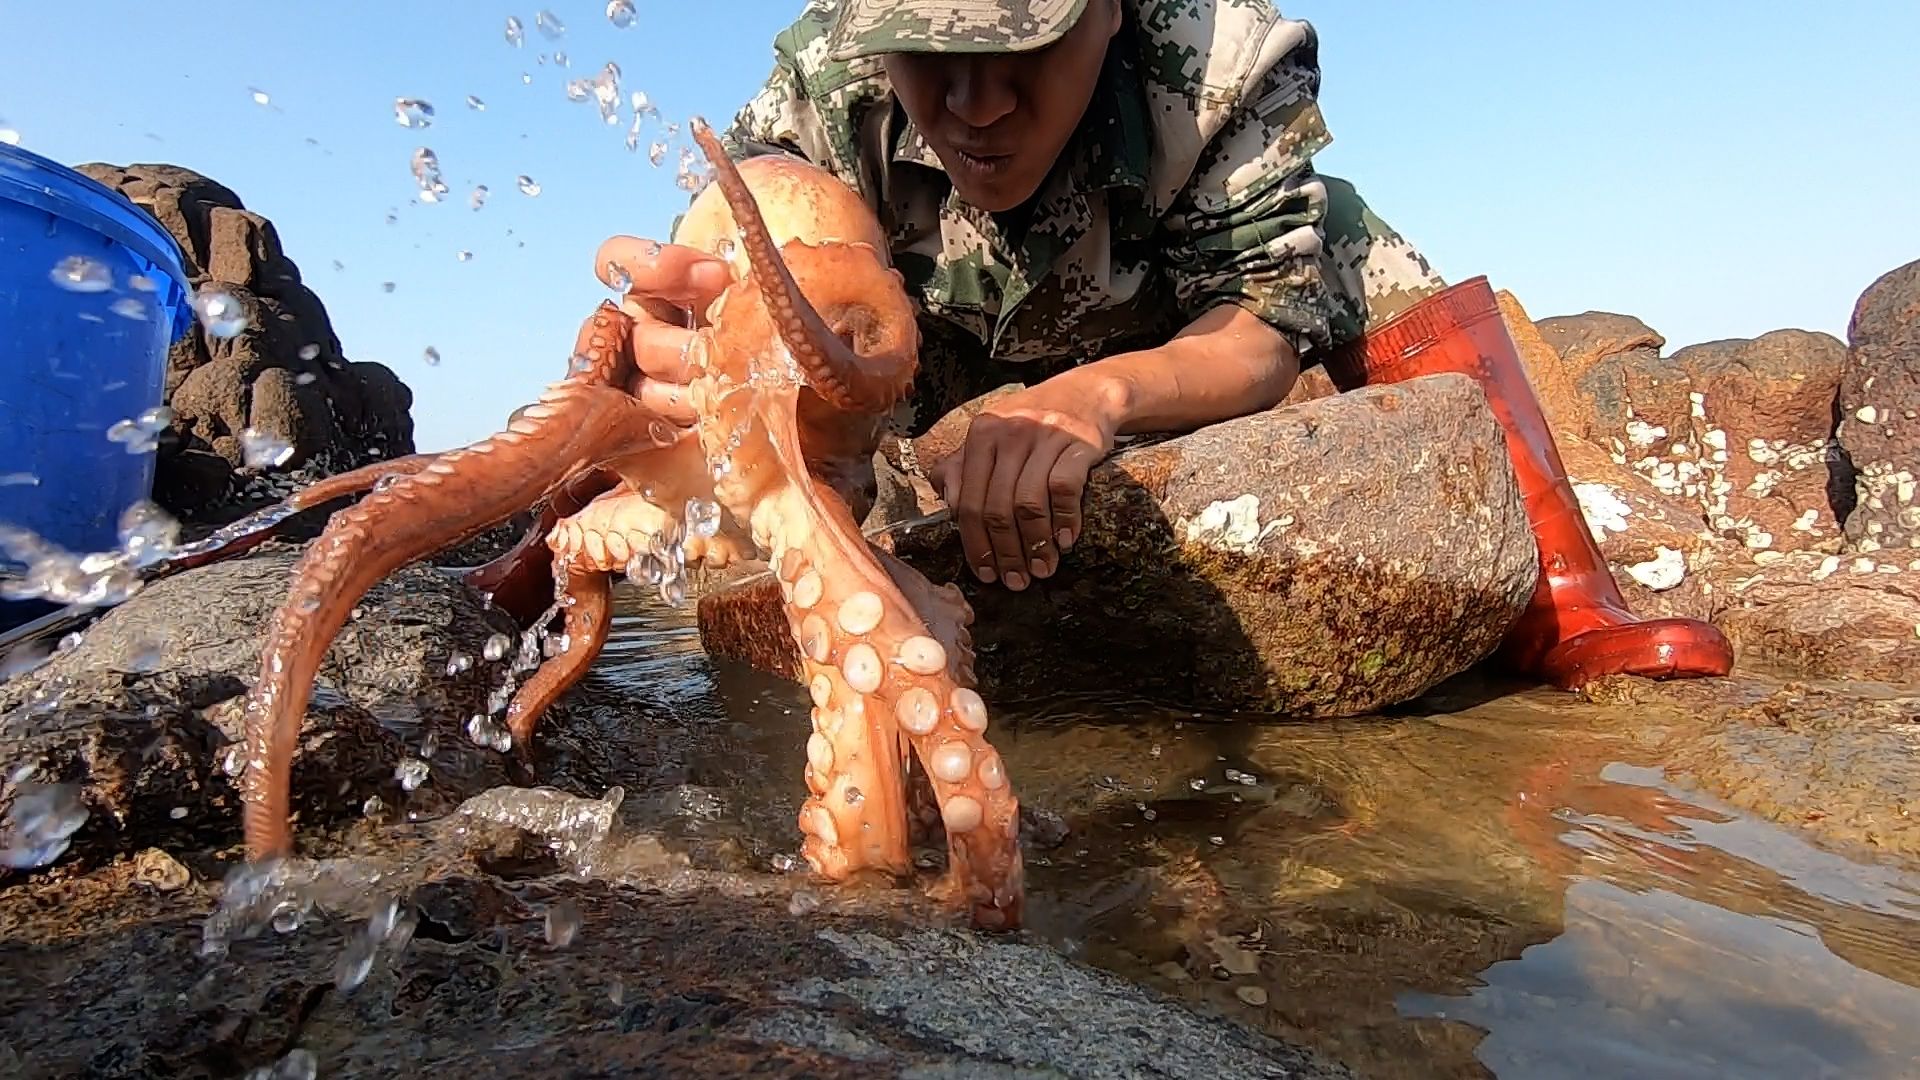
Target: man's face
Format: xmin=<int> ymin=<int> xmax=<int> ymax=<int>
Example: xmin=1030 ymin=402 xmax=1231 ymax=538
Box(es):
xmin=881 ymin=0 xmax=1122 ymax=213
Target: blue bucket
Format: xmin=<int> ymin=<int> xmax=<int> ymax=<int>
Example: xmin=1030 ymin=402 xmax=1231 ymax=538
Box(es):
xmin=0 ymin=143 xmax=195 ymax=628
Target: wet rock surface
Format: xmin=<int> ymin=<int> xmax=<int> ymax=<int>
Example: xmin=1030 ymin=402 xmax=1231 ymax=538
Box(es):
xmin=1837 ymin=258 xmax=1920 ymax=554
xmin=0 ymin=547 xmax=518 ymax=862
xmin=1584 ymin=673 xmax=1920 ymax=859
xmin=0 ymin=800 xmax=1350 ymax=1080
xmin=703 ymin=374 xmax=1540 ymax=716
xmin=73 ymin=163 xmax=415 ymax=524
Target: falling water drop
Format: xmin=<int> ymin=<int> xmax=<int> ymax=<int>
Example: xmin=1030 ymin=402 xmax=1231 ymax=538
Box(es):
xmin=393 ymin=98 xmax=436 ymax=128
xmin=194 ymin=288 xmax=248 ymax=338
xmin=516 ymin=175 xmax=542 ymax=197
xmin=606 ymin=0 xmax=636 ymax=28
xmin=466 ymin=94 xmax=486 ymax=111
xmin=423 ymin=346 xmax=442 ymax=366
xmin=535 ymin=9 xmax=566 ymax=39
xmin=504 ymin=15 xmax=524 ymax=46
xmin=48 ymin=255 xmax=113 ymax=293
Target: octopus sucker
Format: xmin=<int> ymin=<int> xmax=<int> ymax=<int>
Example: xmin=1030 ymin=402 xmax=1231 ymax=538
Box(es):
xmin=164 ymin=114 xmax=1027 ymax=931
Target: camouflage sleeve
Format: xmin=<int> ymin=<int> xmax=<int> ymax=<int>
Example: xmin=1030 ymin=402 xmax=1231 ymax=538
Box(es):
xmin=1160 ymin=49 xmax=1336 ymax=358
xmin=718 ymin=47 xmax=835 ymax=164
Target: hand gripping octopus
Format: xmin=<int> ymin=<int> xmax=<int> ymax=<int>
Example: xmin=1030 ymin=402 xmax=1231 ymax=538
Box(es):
xmin=208 ymin=120 xmax=1026 ymax=929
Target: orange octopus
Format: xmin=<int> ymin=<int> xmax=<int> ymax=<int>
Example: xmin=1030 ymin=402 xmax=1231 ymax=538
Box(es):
xmin=181 ymin=120 xmax=1025 ymax=929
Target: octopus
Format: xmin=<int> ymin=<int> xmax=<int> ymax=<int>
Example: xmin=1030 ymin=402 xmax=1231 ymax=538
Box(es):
xmin=178 ymin=119 xmax=1025 ymax=930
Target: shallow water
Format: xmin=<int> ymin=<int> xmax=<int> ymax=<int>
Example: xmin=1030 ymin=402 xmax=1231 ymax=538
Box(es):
xmin=581 ymin=586 xmax=1920 ymax=1079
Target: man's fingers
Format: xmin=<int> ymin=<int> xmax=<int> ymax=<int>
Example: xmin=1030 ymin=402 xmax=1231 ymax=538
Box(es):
xmin=635 ymin=377 xmax=699 ymax=427
xmin=955 ymin=439 xmax=1002 ymax=585
xmin=1048 ymin=441 xmax=1101 ymax=558
xmin=1011 ymin=437 xmax=1070 ymax=580
xmin=594 ymin=236 xmax=732 ymax=306
xmin=975 ymin=429 xmax=1035 ymax=590
xmin=628 ymin=318 xmax=700 ymax=384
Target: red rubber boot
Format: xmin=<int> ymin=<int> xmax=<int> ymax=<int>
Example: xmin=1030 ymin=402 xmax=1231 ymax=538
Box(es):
xmin=1325 ymin=276 xmax=1733 ymax=689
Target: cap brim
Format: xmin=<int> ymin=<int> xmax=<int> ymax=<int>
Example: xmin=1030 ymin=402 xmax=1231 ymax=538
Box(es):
xmin=825 ymin=0 xmax=1089 ymax=62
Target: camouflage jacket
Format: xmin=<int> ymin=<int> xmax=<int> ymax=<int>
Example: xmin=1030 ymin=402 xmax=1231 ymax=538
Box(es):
xmin=719 ymin=0 xmax=1335 ymax=423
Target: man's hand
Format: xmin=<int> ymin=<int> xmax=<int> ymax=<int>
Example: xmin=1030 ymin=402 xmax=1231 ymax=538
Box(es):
xmin=928 ymin=374 xmax=1127 ymax=591
xmin=577 ymin=236 xmax=732 ymax=424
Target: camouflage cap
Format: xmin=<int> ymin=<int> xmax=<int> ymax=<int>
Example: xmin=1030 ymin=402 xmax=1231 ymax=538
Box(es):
xmin=825 ymin=0 xmax=1091 ymax=62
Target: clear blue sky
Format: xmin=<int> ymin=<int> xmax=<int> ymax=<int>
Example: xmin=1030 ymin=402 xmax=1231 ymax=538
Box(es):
xmin=6 ymin=1 xmax=1915 ymax=451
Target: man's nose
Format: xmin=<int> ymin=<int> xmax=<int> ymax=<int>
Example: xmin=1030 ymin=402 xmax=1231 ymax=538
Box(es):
xmin=944 ymin=60 xmax=1017 ymax=129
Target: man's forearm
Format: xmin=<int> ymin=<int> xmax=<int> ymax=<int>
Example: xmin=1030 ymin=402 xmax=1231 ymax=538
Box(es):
xmin=1067 ymin=302 xmax=1301 ymax=437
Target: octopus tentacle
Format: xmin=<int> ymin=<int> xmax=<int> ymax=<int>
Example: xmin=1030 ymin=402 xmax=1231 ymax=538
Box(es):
xmin=683 ymin=118 xmax=1024 ymax=927
xmin=238 ymin=371 xmax=675 ymax=859
xmin=502 ymin=562 xmax=612 ymax=755
xmin=462 ymin=466 xmax=623 ymax=624
xmin=687 ymin=119 xmax=917 ymax=415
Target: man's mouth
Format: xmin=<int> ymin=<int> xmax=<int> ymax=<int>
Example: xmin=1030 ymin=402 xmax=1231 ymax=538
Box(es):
xmin=951 ymin=147 xmax=1013 ymax=174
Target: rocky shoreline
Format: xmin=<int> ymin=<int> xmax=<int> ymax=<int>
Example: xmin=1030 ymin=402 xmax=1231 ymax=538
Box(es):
xmin=0 ymin=161 xmax=1913 ymax=1077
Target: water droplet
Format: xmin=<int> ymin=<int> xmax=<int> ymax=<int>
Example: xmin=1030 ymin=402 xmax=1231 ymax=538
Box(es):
xmin=295 ymin=372 xmax=318 ymax=386
xmin=544 ymin=898 xmax=582 ymax=947
xmin=128 ymin=274 xmax=156 ymax=292
xmin=516 ymin=175 xmax=542 ymax=197
xmin=382 ymin=281 xmax=396 ymax=293
xmin=239 ymin=428 xmax=295 ymax=469
xmin=248 ymin=87 xmax=271 ymax=106
xmin=658 ymin=575 xmax=687 ymax=606
xmin=48 ymin=255 xmax=113 ymax=293
xmin=844 ymin=786 xmax=864 ymax=806
xmin=468 ymin=184 xmax=490 ymax=211
xmin=334 ymin=930 xmax=377 ymax=992
xmin=466 ymin=94 xmax=486 ymax=111
xmin=0 ymin=126 xmax=19 ymax=147
xmin=647 ymin=139 xmax=667 ymax=167
xmin=504 ymin=15 xmax=524 ymax=46
xmin=267 ymin=1047 xmax=318 ymax=1080
xmin=423 ymin=346 xmax=441 ymax=366
xmin=393 ymin=97 xmax=435 ymax=128
xmin=684 ymin=498 xmax=720 ymax=538
xmin=483 ymin=633 xmax=512 ymax=661
xmin=604 ymin=261 xmax=632 ymax=293
xmin=395 ymin=757 xmax=429 ymax=791
xmin=456 ymin=250 xmax=473 ymax=262
xmin=193 ymin=288 xmax=248 ymax=337
xmin=606 ymin=0 xmax=636 ymax=28
xmin=109 ymin=296 xmax=147 ymax=321
xmin=0 ymin=783 xmax=89 ymax=869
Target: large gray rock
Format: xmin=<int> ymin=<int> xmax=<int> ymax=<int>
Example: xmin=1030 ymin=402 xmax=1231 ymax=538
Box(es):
xmin=700 ymin=373 xmax=1539 ymax=716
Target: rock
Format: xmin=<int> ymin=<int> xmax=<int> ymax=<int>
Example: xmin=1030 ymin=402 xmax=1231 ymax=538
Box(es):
xmin=1836 ymin=258 xmax=1920 ymax=554
xmin=1533 ymin=310 xmax=1667 ymax=410
xmin=0 ymin=546 xmax=517 ymax=861
xmin=1497 ymin=289 xmax=1593 ymax=439
xmin=0 ymin=858 xmax=1352 ymax=1079
xmin=1705 ymin=550 xmax=1920 ymax=685
xmin=1583 ymin=675 xmax=1920 ymax=859
xmin=703 ymin=374 xmax=1540 ymax=716
xmin=1555 ymin=315 xmax=1850 ymax=555
xmin=73 ymin=163 xmax=415 ymax=524
xmin=1555 ymin=435 xmax=1740 ymax=622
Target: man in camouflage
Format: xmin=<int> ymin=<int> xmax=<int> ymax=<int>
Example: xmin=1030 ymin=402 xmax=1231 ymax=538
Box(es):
xmin=593 ymin=0 xmax=1733 ymax=688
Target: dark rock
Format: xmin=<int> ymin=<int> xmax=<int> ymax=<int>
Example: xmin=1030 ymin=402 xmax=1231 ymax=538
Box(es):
xmin=0 ymin=857 xmax=1352 ymax=1079
xmin=702 ymin=374 xmax=1539 ymax=716
xmin=73 ymin=163 xmax=415 ymax=524
xmin=0 ymin=547 xmax=518 ymax=861
xmin=1836 ymin=258 xmax=1920 ymax=554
